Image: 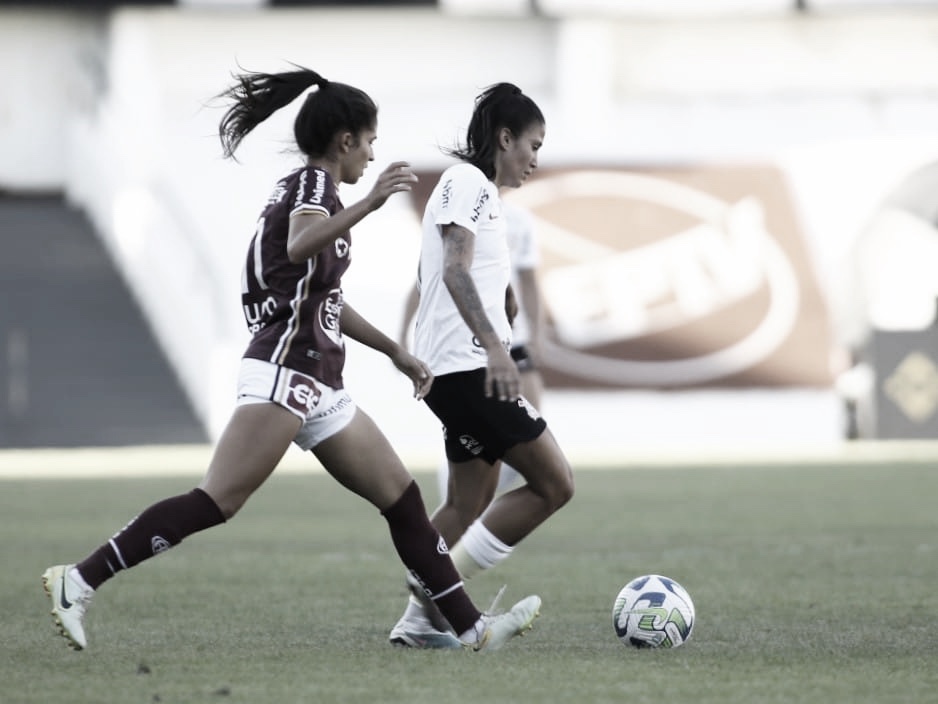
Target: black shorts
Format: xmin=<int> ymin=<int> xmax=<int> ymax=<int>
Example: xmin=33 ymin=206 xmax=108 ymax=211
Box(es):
xmin=424 ymin=368 xmax=547 ymax=465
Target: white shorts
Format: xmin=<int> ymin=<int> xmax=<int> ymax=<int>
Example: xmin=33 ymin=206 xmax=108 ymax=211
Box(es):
xmin=236 ymin=358 xmax=357 ymax=451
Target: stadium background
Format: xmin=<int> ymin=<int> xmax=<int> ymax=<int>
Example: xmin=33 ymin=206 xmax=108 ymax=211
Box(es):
xmin=2 ymin=0 xmax=938 ymax=469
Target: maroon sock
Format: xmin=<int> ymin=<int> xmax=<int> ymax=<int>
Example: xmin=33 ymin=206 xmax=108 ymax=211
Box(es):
xmin=75 ymin=488 xmax=226 ymax=590
xmin=382 ymin=480 xmax=481 ymax=635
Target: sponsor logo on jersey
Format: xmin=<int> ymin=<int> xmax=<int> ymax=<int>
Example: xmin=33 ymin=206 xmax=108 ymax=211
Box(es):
xmin=441 ymin=178 xmax=453 ymax=208
xmin=334 ymin=237 xmax=350 ymax=258
xmin=244 ymin=295 xmax=277 ymax=335
xmin=310 ymin=168 xmax=326 ymax=205
xmin=151 ymin=536 xmax=171 ymax=555
xmin=319 ymin=289 xmax=344 ymax=347
xmin=471 ymin=188 xmax=490 ymax=223
xmin=267 ymin=180 xmax=288 ymax=205
xmin=295 ymin=169 xmax=308 ymax=209
xmin=437 ymin=536 xmax=449 ymax=555
xmin=471 ymin=336 xmax=511 ymax=352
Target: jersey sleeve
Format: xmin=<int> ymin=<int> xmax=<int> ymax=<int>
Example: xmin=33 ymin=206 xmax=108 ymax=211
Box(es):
xmin=290 ymin=167 xmax=337 ymax=218
xmin=433 ymin=164 xmax=493 ymax=235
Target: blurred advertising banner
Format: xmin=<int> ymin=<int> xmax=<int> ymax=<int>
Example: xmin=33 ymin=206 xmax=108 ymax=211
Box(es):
xmin=412 ymin=165 xmax=834 ymax=390
xmin=871 ymin=319 xmax=938 ymax=439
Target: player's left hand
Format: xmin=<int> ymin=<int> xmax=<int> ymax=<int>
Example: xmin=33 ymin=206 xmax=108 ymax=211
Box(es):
xmin=391 ymin=349 xmax=434 ymax=400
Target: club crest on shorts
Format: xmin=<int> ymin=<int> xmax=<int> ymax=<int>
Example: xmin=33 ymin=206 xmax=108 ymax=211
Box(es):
xmin=286 ymin=372 xmax=321 ymax=416
xmin=459 ymin=434 xmax=484 ymax=455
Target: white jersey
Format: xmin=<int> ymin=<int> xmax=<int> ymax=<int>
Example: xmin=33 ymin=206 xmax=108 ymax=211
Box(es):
xmin=414 ymin=163 xmax=512 ymax=376
xmin=504 ymin=201 xmax=539 ymax=348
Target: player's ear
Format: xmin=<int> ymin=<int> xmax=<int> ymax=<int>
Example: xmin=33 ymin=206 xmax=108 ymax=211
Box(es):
xmin=338 ymin=131 xmax=355 ymax=153
xmin=498 ymin=127 xmax=512 ymax=151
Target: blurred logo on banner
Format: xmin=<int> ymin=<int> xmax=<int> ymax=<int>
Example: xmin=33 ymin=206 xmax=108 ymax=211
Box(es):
xmin=412 ymin=165 xmax=833 ymax=390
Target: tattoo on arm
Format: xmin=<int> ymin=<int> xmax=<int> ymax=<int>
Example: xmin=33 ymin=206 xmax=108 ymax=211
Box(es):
xmin=442 ymin=226 xmax=497 ymax=343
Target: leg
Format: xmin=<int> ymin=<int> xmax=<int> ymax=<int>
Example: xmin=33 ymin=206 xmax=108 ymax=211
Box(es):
xmin=482 ymin=427 xmax=574 ymax=545
xmin=431 ymin=458 xmax=499 ymax=546
xmin=312 ymin=408 xmax=481 ymax=636
xmin=448 ymin=428 xmax=573 ymax=580
xmin=82 ymin=402 xmax=298 ymax=585
xmin=41 ymin=403 xmax=299 ymax=650
xmin=198 ymin=403 xmax=301 ymax=517
xmin=496 ymin=368 xmax=544 ymax=493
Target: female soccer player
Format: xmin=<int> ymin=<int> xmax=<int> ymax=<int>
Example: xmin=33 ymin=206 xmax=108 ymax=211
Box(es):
xmin=41 ymin=65 xmax=539 ymax=653
xmin=399 ymin=198 xmax=548 ymax=500
xmin=390 ymin=83 xmax=574 ymax=647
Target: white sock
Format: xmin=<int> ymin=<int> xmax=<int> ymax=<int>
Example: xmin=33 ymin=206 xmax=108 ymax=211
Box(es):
xmin=449 ymin=520 xmax=513 ymax=580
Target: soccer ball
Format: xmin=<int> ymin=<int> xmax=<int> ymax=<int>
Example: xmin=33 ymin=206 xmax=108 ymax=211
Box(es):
xmin=612 ymin=574 xmax=695 ymax=648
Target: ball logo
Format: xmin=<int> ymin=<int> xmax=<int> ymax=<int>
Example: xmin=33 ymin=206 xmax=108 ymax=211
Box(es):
xmin=506 ymin=167 xmax=831 ymax=388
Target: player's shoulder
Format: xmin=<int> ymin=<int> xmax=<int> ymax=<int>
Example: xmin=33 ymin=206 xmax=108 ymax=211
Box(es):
xmin=441 ymin=162 xmax=488 ymax=187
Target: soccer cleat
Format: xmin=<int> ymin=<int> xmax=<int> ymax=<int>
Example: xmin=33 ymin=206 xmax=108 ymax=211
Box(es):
xmin=471 ymin=594 xmax=541 ymax=651
xmin=41 ymin=564 xmax=93 ymax=651
xmin=389 ymin=612 xmax=463 ymax=649
xmin=403 ymin=571 xmax=453 ymax=634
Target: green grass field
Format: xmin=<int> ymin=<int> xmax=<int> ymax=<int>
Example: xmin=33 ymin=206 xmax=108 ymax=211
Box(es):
xmin=3 ymin=457 xmax=938 ymax=704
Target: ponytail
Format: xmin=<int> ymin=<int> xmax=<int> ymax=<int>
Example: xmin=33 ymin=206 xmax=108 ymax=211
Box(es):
xmin=446 ymin=82 xmax=544 ymax=179
xmin=217 ymin=65 xmax=328 ymax=159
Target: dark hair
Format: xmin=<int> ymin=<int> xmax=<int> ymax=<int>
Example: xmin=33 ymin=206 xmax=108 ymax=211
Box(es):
xmin=446 ymin=82 xmax=545 ymax=179
xmin=217 ymin=64 xmax=378 ymax=160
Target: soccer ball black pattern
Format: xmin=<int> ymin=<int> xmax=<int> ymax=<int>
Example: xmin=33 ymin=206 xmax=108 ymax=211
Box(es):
xmin=612 ymin=574 xmax=695 ymax=648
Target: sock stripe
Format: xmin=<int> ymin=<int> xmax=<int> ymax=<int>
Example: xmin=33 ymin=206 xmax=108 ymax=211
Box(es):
xmin=108 ymin=539 xmax=128 ymax=569
xmin=430 ymin=581 xmax=465 ymax=601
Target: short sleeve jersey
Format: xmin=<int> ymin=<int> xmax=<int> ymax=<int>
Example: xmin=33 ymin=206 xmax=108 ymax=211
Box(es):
xmin=240 ymin=166 xmax=351 ymax=388
xmin=413 ymin=162 xmax=511 ymax=375
xmin=503 ymin=201 xmax=539 ymax=348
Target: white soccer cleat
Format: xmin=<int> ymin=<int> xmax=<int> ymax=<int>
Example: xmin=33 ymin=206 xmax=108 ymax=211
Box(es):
xmin=471 ymin=594 xmax=541 ymax=651
xmin=389 ymin=611 xmax=463 ymax=650
xmin=41 ymin=564 xmax=93 ymax=651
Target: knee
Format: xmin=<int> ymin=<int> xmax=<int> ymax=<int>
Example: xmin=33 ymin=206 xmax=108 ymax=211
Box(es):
xmin=198 ymin=485 xmax=247 ymax=520
xmin=550 ymin=471 xmax=575 ymax=511
xmin=444 ymin=495 xmax=488 ymax=531
xmin=540 ymin=465 xmax=574 ymax=513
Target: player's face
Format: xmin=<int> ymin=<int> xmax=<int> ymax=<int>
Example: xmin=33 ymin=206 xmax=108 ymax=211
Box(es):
xmin=496 ymin=121 xmax=545 ymax=189
xmin=342 ymin=127 xmax=376 ymax=184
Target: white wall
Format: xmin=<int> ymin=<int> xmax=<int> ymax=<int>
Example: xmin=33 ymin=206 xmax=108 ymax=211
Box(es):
xmin=4 ymin=5 xmax=938 ymax=457
xmin=0 ymin=8 xmax=104 ymax=190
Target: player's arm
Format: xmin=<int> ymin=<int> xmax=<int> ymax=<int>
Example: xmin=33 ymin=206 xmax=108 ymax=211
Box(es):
xmin=341 ymin=302 xmax=432 ymax=399
xmin=441 ymin=223 xmax=519 ymax=401
xmin=505 ymin=283 xmax=518 ymax=327
xmin=517 ymin=267 xmax=544 ymax=361
xmin=286 ymin=161 xmax=417 ymax=263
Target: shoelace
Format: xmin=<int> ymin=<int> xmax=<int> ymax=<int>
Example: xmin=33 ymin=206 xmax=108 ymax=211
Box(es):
xmin=485 ymin=584 xmax=508 ymax=616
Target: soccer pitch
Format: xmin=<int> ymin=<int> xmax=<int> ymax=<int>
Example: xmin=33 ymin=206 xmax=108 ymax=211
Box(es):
xmin=3 ymin=450 xmax=938 ymax=704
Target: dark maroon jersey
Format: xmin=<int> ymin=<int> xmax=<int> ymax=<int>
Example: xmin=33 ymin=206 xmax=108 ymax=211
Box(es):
xmin=240 ymin=166 xmax=351 ymax=389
